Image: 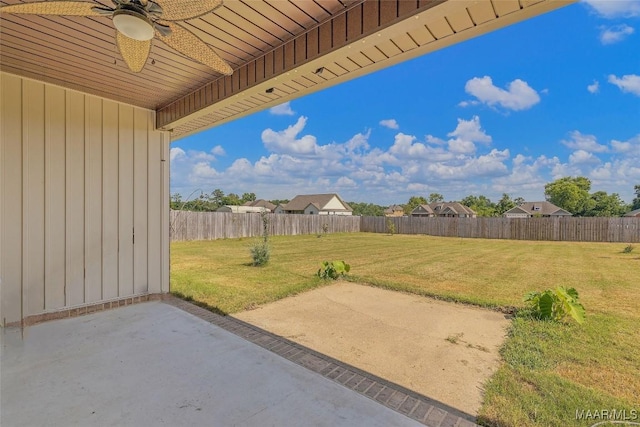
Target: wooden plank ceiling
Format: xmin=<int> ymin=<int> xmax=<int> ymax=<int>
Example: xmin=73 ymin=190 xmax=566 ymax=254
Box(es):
xmin=0 ymin=0 xmax=574 ymax=139
xmin=0 ymin=0 xmax=360 ymax=109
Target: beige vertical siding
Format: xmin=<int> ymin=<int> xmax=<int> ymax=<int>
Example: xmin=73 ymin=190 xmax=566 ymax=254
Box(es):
xmin=0 ymin=72 xmax=170 ymax=326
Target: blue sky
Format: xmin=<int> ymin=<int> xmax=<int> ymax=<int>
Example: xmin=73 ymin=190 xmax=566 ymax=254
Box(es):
xmin=170 ymin=0 xmax=640 ymax=206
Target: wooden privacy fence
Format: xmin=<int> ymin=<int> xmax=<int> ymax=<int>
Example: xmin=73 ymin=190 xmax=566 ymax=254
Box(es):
xmin=362 ymin=216 xmax=640 ymax=243
xmin=170 ymin=210 xmax=360 ymax=241
xmin=170 ymin=211 xmax=639 ymax=243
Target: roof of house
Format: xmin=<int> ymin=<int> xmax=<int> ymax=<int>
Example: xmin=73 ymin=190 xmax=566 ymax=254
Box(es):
xmin=243 ymin=199 xmax=276 ymax=211
xmin=428 ymin=202 xmax=476 ymax=216
xmin=280 ymin=194 xmax=352 ymax=212
xmin=411 ymin=204 xmax=435 ymax=214
xmin=217 ymin=205 xmax=265 ymax=213
xmin=384 ymin=204 xmax=404 ymax=213
xmin=504 ymin=201 xmax=572 ymax=216
xmin=624 ymin=208 xmax=640 ymax=217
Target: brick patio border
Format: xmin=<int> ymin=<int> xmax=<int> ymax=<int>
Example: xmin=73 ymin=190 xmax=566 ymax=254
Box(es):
xmin=163 ymin=295 xmax=478 ymax=427
xmin=5 ymin=293 xmax=164 ymax=327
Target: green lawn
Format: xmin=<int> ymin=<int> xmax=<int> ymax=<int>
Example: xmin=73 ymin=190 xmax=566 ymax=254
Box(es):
xmin=171 ymin=233 xmax=640 ymax=426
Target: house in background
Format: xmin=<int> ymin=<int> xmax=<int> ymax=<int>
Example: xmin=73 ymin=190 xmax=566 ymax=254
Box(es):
xmin=217 ymin=199 xmax=276 ymax=213
xmin=275 ymin=194 xmax=353 ymax=215
xmin=244 ymin=199 xmax=277 ymax=211
xmin=384 ymin=205 xmax=405 ymax=217
xmin=624 ymin=208 xmax=640 ymax=218
xmin=216 ymin=205 xmax=267 ymax=213
xmin=411 ymin=204 xmax=435 ymax=217
xmin=412 ymin=202 xmax=476 ymax=218
xmin=503 ymin=201 xmax=572 ymax=218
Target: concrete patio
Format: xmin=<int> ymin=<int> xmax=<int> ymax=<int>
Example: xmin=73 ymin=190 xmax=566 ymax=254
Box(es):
xmin=1 ymin=299 xmax=476 ymax=427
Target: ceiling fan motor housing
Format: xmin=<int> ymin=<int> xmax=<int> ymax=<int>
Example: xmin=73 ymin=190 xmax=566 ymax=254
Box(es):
xmin=112 ymin=6 xmax=154 ymax=41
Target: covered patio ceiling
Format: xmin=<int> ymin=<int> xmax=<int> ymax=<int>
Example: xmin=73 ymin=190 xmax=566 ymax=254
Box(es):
xmin=0 ymin=0 xmax=574 ymax=139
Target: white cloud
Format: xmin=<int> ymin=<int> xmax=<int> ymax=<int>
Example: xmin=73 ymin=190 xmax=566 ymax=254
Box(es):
xmin=600 ymin=24 xmax=635 ymax=44
xmin=269 ymin=101 xmax=295 ymax=115
xmin=446 ymin=116 xmax=492 ymax=154
xmin=192 ymin=162 xmax=219 ymax=179
xmin=583 ymin=0 xmax=640 ymax=18
xmin=335 ymin=176 xmax=357 ymax=188
xmin=171 ymin=115 xmax=640 ymax=205
xmin=464 ymin=76 xmax=541 ymax=111
xmin=569 ymin=149 xmax=601 ymax=165
xmin=344 ymin=131 xmax=371 ymax=153
xmin=387 ymin=132 xmax=462 ymax=162
xmin=608 ymin=74 xmax=640 ymax=96
xmin=458 ymin=100 xmax=480 ymax=108
xmin=212 ymin=145 xmax=226 ymax=156
xmin=611 ymin=134 xmax=640 ymax=156
xmin=379 ymin=119 xmax=399 ymax=129
xmin=423 ymin=149 xmax=510 ymax=180
xmin=261 ymin=116 xmax=320 ymax=155
xmin=447 ymin=116 xmax=492 ymax=144
xmin=561 ymin=131 xmax=608 ymax=153
xmin=170 ymin=147 xmax=186 ymax=162
xmin=587 ymin=80 xmax=600 ymax=94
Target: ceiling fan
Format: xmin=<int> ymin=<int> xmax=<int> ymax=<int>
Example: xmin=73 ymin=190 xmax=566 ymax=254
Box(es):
xmin=0 ymin=0 xmax=233 ymax=74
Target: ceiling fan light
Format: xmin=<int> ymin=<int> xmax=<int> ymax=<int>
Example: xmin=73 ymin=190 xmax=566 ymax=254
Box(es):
xmin=113 ymin=10 xmax=154 ymax=41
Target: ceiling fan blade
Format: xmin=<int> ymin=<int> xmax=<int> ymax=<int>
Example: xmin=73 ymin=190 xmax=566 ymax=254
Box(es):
xmin=157 ymin=23 xmax=232 ymax=75
xmin=0 ymin=1 xmax=103 ymax=16
xmin=154 ymin=0 xmax=222 ymax=22
xmin=116 ymin=31 xmax=152 ymax=73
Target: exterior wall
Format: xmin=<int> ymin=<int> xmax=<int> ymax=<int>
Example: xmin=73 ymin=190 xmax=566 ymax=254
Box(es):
xmin=217 ymin=206 xmax=265 ymax=213
xmin=0 ymin=73 xmax=170 ymax=326
xmin=304 ymin=205 xmax=319 ymax=215
xmin=505 ymin=213 xmax=530 ymax=218
xmin=323 ymin=196 xmax=345 ymax=210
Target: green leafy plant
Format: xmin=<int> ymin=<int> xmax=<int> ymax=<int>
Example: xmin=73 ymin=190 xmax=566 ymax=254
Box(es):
xmin=250 ymin=211 xmax=270 ymax=266
xmin=249 ymin=242 xmax=270 ymax=266
xmin=523 ymin=286 xmax=585 ymax=324
xmin=317 ymin=260 xmax=351 ymax=280
xmin=623 ymin=244 xmax=635 ymax=254
xmin=386 ymin=217 xmax=396 ymax=235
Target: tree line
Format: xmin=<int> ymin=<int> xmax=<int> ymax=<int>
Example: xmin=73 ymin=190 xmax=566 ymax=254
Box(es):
xmin=171 ymin=179 xmax=640 ymax=217
xmin=171 ymin=190 xmax=260 ymax=211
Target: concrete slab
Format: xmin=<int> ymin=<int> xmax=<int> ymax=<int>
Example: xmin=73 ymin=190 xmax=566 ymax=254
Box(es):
xmin=1 ymin=301 xmax=422 ymax=427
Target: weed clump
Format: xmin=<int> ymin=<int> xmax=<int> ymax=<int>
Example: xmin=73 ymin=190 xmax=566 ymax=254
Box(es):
xmin=523 ymin=286 xmax=585 ymax=324
xmin=317 ymin=260 xmax=350 ymax=280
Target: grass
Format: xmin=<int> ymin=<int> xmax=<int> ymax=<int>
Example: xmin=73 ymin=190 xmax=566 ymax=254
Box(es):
xmin=171 ymin=233 xmax=640 ymax=426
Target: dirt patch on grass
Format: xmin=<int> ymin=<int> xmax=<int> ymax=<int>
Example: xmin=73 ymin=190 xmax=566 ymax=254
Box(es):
xmin=234 ymin=282 xmax=510 ymax=415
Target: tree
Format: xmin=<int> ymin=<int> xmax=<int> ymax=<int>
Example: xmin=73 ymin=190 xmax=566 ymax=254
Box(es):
xmin=633 ymin=185 xmax=640 ymax=210
xmin=242 ymin=192 xmax=257 ymax=203
xmin=461 ymin=195 xmax=497 ymax=217
xmin=348 ymin=202 xmax=385 ymax=216
xmin=586 ymin=191 xmax=629 ymax=217
xmin=496 ymin=193 xmax=516 ymax=215
xmin=404 ymin=196 xmax=428 ymax=215
xmin=544 ymin=177 xmax=594 ymax=216
xmin=170 ymin=193 xmax=183 ymax=210
xmin=211 ymin=189 xmax=225 ymax=208
xmin=428 ymin=193 xmax=444 ymax=203
xmin=514 ymin=197 xmax=525 ymax=206
xmin=224 ymin=193 xmax=241 ymax=206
